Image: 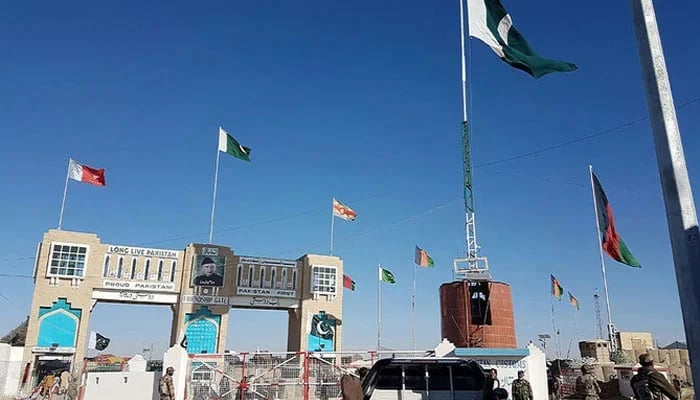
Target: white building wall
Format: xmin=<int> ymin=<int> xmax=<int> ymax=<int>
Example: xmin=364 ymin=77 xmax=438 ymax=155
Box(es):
xmin=0 ymin=344 xmax=25 ymax=397
xmin=454 ymin=344 xmax=547 ymax=400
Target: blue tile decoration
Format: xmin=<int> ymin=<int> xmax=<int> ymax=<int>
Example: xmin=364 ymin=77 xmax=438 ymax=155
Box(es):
xmin=37 ymin=298 xmax=82 ymax=347
xmin=184 ymin=306 xmax=221 ymax=354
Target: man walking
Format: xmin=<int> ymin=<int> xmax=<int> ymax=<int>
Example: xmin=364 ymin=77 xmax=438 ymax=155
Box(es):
xmin=511 ymin=370 xmax=533 ymax=400
xmin=630 ymin=354 xmax=678 ymax=400
xmin=159 ymin=366 xmax=176 ymax=400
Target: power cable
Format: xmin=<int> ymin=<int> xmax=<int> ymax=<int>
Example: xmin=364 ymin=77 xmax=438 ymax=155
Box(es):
xmin=475 ymin=97 xmax=700 ymax=168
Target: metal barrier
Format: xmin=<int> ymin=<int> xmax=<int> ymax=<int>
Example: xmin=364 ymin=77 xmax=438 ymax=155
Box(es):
xmin=184 ymin=351 xmax=427 ymax=400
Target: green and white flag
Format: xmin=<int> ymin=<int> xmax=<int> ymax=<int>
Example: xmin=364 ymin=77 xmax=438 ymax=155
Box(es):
xmin=379 ymin=267 xmax=396 ymax=284
xmin=468 ymin=0 xmax=577 ymax=78
xmin=218 ymin=127 xmax=251 ymax=161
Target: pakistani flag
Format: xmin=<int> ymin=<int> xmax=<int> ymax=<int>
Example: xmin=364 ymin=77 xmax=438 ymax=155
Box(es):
xmin=379 ymin=267 xmax=396 ymax=284
xmin=468 ymin=0 xmax=577 ymax=78
xmin=218 ymin=127 xmax=251 ymax=161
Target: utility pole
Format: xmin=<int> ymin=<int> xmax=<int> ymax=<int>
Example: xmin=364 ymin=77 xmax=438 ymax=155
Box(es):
xmin=632 ymin=0 xmax=700 ymax=388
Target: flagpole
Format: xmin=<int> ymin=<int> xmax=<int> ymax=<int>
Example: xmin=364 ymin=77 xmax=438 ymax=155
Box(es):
xmin=550 ymin=291 xmax=560 ymax=360
xmin=57 ymin=159 xmax=71 ymax=230
xmin=411 ymin=263 xmax=416 ymax=352
xmin=632 ymin=0 xmax=700 ymax=387
xmin=589 ymin=165 xmax=616 ymax=351
xmin=330 ymin=198 xmax=336 ymax=256
xmin=377 ymin=264 xmax=382 ymax=354
xmin=209 ymin=137 xmax=222 ymax=244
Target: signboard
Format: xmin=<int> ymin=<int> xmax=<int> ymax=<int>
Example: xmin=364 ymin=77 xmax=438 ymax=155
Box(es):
xmin=181 ymin=295 xmax=230 ymax=306
xmin=239 ymin=256 xmax=297 ymax=268
xmin=102 ymin=280 xmax=176 ymax=292
xmin=236 ymin=296 xmax=298 ymax=308
xmin=182 ymin=294 xmax=299 ymax=309
xmin=107 ymin=245 xmax=179 ymax=259
xmin=474 ymin=357 xmax=529 ymax=396
xmin=93 ymin=289 xmax=178 ymax=304
xmin=32 ymin=347 xmax=76 ymax=354
xmin=201 ymin=247 xmax=219 ymax=256
xmin=236 ymin=287 xmax=296 ymax=298
xmin=192 ymin=255 xmax=226 ymax=287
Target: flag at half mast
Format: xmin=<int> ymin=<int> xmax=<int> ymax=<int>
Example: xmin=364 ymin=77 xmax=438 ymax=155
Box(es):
xmin=467 ymin=0 xmax=577 ymax=78
xmin=218 ymin=127 xmax=251 ymax=161
xmin=343 ymin=274 xmax=356 ymax=291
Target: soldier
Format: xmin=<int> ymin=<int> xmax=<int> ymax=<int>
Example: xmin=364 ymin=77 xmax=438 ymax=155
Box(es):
xmin=575 ymin=364 xmax=601 ymax=400
xmin=630 ymin=354 xmax=678 ymax=400
xmin=159 ymin=366 xmax=176 ymax=400
xmin=511 ymin=370 xmax=533 ymax=400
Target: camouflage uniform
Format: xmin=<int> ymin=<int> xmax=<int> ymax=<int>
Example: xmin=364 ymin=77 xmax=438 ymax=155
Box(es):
xmin=575 ymin=366 xmax=601 ymax=400
xmin=511 ymin=377 xmax=533 ymax=400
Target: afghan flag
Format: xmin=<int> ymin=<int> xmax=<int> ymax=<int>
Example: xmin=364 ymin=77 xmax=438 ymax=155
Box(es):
xmin=414 ymin=246 xmax=435 ymax=268
xmin=467 ymin=0 xmax=577 ymax=78
xmin=551 ymin=274 xmax=563 ymax=300
xmin=379 ymin=267 xmax=396 ymax=284
xmin=68 ymin=159 xmax=106 ymax=186
xmin=568 ymin=292 xmax=580 ymax=310
xmin=218 ymin=127 xmax=251 ymax=161
xmin=343 ymin=274 xmax=356 ymax=291
xmin=592 ymin=173 xmax=641 ymax=267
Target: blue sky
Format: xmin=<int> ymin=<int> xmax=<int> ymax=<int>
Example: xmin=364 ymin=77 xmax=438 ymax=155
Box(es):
xmin=1 ymin=0 xmax=699 ymax=358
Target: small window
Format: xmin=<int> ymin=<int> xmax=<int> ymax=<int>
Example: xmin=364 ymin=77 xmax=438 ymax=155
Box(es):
xmin=130 ymin=259 xmax=137 ymax=279
xmin=103 ymin=256 xmax=110 ymax=278
xmin=248 ymin=266 xmax=253 ymax=287
xmin=271 ymin=269 xmax=277 ymax=289
xmin=375 ymin=366 xmax=402 ymax=390
xmin=260 ymin=267 xmax=265 ymax=288
xmin=170 ymin=261 xmax=177 ymax=282
xmin=282 ymin=269 xmax=288 ymax=288
xmin=426 ymin=364 xmax=451 ymax=390
xmin=404 ymin=366 xmax=427 ymax=391
xmin=117 ymin=257 xmax=124 ymax=278
xmin=49 ymin=243 xmax=88 ymax=278
xmin=237 ymin=266 xmax=242 ymax=286
xmin=144 ymin=259 xmax=151 ymax=280
xmin=311 ymin=266 xmax=337 ymax=295
xmin=292 ymin=271 xmax=297 ymax=290
xmin=157 ymin=260 xmax=164 ymax=281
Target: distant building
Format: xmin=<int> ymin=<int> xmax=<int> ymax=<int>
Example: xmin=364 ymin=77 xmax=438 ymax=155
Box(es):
xmin=579 ymin=339 xmax=611 ymax=362
xmin=616 ymin=331 xmax=654 ymax=351
xmin=662 ymin=341 xmax=687 ymax=350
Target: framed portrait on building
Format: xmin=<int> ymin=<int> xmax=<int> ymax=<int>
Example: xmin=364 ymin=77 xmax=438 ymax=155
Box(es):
xmin=192 ymin=255 xmax=226 ymax=287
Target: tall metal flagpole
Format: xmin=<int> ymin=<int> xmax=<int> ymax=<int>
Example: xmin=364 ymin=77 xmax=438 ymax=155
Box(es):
xmin=411 ymin=263 xmax=416 ymax=351
xmin=589 ymin=165 xmax=617 ymax=352
xmin=377 ymin=264 xmax=382 ymax=353
xmin=632 ymin=0 xmax=700 ymax=386
xmin=209 ymin=131 xmax=222 ymax=244
xmin=57 ymin=159 xmax=72 ymax=230
xmin=330 ymin=198 xmax=336 ymax=255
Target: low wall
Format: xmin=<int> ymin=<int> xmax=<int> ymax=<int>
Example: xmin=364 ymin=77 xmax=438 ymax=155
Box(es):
xmin=0 ymin=344 xmax=24 ymax=397
xmin=83 ymin=371 xmax=159 ymax=400
xmin=453 ymin=344 xmax=547 ymax=400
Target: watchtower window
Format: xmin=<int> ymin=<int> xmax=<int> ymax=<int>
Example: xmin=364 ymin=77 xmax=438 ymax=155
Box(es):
xmin=469 ymin=281 xmax=492 ymax=325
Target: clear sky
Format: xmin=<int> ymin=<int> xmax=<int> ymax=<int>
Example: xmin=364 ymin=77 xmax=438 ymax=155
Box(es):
xmin=1 ymin=0 xmax=699 ymax=359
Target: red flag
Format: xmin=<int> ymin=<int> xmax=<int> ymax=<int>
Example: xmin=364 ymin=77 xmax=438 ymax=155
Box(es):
xmin=333 ymin=198 xmax=357 ymax=221
xmin=68 ymin=159 xmax=106 ymax=186
xmin=343 ymin=274 xmax=355 ymax=291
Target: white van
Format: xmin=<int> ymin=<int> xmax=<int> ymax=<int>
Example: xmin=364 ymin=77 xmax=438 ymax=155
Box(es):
xmin=361 ymin=357 xmax=487 ymax=400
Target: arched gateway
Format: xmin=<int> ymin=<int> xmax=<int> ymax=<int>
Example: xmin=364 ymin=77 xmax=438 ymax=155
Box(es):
xmin=22 ymin=229 xmax=344 ymax=381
